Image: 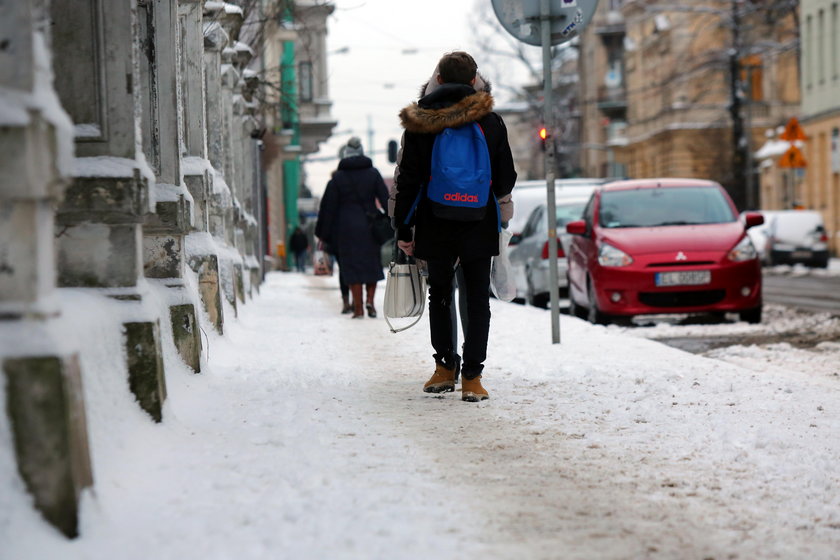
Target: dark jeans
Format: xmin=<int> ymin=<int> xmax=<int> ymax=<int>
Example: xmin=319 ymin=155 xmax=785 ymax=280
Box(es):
xmin=426 ymin=257 xmax=491 ymax=379
xmin=294 ymin=251 xmax=307 ymax=272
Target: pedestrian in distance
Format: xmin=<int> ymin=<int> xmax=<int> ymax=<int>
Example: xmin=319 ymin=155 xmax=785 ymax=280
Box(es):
xmin=315 ymin=137 xmax=390 ymax=319
xmin=289 ymin=226 xmax=309 ymax=273
xmin=392 ymin=51 xmax=517 ymax=401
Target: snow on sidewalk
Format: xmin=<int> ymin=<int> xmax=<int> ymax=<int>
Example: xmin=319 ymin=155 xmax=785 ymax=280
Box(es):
xmin=3 ymin=272 xmax=840 ymax=559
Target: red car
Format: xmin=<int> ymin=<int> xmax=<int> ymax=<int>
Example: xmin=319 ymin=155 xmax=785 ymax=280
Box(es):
xmin=565 ymin=179 xmax=764 ymax=325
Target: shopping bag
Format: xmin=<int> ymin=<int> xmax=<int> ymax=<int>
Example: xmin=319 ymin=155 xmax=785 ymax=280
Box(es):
xmin=383 ymin=248 xmax=426 ymax=333
xmin=490 ymin=229 xmax=516 ymax=302
xmin=312 ymin=249 xmax=333 ymax=276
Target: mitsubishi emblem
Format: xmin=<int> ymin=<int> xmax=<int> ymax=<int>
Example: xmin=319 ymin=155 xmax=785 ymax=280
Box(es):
xmin=675 ymin=251 xmax=687 ymax=261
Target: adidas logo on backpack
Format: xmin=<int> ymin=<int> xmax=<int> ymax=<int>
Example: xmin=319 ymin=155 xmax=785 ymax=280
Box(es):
xmin=426 ymin=123 xmax=493 ymax=221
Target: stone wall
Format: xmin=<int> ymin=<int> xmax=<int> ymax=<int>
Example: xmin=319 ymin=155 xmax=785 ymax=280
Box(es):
xmin=0 ymin=0 xmax=267 ymax=537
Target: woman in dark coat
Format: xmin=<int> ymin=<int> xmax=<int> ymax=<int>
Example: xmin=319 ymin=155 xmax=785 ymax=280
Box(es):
xmin=315 ymin=138 xmax=390 ymax=318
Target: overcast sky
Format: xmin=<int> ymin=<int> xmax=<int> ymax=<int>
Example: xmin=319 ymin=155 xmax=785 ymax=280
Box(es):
xmin=304 ymin=0 xmax=492 ymax=195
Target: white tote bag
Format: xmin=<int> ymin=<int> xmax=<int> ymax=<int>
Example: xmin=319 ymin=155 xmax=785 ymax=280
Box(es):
xmin=490 ymin=229 xmax=516 ymax=302
xmin=383 ymin=256 xmax=426 ymax=333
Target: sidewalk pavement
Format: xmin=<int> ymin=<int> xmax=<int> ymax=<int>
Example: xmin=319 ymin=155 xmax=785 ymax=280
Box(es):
xmin=4 ymin=271 xmax=840 ymax=560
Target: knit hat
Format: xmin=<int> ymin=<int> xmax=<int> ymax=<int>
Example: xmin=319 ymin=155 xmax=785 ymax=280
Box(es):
xmin=341 ymin=137 xmax=364 ymax=158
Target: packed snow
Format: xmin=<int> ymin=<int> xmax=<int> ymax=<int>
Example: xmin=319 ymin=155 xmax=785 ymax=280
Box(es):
xmin=2 ymin=271 xmax=840 ymax=559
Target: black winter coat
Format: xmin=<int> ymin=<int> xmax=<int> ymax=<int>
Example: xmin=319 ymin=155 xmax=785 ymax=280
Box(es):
xmin=393 ymin=83 xmax=517 ymax=261
xmin=315 ymin=156 xmax=389 ymax=284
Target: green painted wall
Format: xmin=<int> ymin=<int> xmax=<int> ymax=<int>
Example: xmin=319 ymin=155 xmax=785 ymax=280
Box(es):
xmin=281 ymin=37 xmax=301 ymax=267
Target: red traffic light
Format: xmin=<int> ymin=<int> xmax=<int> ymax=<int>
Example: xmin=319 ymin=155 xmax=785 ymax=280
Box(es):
xmin=539 ymin=127 xmax=548 ymax=140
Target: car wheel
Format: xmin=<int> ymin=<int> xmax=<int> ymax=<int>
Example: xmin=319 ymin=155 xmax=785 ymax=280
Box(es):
xmin=586 ymin=278 xmax=610 ymax=325
xmin=739 ymin=305 xmax=762 ymax=324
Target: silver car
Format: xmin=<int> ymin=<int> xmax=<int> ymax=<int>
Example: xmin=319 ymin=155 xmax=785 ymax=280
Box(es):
xmin=508 ymin=197 xmax=591 ymax=308
xmin=507 ymin=178 xmax=610 ymax=239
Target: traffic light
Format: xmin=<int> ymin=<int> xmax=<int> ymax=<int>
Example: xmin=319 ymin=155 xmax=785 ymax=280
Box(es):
xmin=539 ymin=127 xmax=548 ymax=152
xmin=387 ymin=139 xmax=399 ymax=163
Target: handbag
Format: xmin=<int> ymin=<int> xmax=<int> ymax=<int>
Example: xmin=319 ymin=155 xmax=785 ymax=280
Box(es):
xmin=351 ymin=188 xmax=393 ymax=245
xmin=367 ymin=208 xmax=394 ymax=245
xmin=383 ymin=243 xmax=426 ymax=333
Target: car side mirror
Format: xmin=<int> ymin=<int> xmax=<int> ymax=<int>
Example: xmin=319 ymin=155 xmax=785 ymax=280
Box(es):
xmin=566 ymin=220 xmax=586 ymax=235
xmin=742 ymin=212 xmax=764 ymax=230
xmin=509 ymin=233 xmax=522 ymax=246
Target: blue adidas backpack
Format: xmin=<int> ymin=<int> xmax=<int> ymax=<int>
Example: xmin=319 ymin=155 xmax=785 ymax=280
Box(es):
xmin=426 ymin=122 xmax=493 ymax=221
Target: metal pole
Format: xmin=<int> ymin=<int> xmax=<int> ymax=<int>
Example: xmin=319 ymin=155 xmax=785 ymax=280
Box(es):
xmin=744 ymin=65 xmax=755 ymax=209
xmin=542 ymin=0 xmax=560 ymax=344
xmin=367 ymin=114 xmax=374 ymax=157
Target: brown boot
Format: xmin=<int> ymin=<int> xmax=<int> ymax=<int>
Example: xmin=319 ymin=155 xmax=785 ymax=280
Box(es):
xmin=423 ymin=363 xmax=456 ymax=393
xmin=461 ymin=375 xmax=489 ymax=402
xmin=365 ymin=283 xmax=377 ymax=318
xmin=350 ymin=284 xmax=364 ymax=318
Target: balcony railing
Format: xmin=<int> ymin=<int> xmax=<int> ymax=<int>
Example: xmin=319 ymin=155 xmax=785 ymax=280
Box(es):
xmin=597 ymin=85 xmax=628 ymax=111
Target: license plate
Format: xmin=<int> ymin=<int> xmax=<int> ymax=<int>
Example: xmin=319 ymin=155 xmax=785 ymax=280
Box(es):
xmin=791 ymin=250 xmax=812 ymax=259
xmin=655 ymin=270 xmax=711 ymax=287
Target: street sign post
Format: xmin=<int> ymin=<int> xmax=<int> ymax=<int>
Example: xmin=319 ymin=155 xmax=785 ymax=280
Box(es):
xmin=778 ymin=117 xmax=808 ymax=207
xmin=492 ymin=0 xmax=600 ymax=344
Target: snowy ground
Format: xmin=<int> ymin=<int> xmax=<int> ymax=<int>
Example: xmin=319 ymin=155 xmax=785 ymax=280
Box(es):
xmin=3 ymin=271 xmax=840 ymax=559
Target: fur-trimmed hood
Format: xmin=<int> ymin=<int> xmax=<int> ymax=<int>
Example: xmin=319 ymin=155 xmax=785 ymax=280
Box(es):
xmin=399 ymin=66 xmax=494 ymax=134
xmin=399 ymin=85 xmax=495 ymax=134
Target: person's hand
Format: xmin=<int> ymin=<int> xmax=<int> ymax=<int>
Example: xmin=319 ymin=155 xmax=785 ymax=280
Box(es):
xmin=397 ymin=240 xmax=415 ymax=256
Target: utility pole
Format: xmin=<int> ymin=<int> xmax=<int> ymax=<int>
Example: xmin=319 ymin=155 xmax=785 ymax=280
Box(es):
xmin=728 ymin=0 xmax=748 ymax=212
xmin=367 ymin=114 xmax=374 ymax=157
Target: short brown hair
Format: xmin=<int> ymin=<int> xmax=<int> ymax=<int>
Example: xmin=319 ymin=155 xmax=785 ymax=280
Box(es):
xmin=438 ymin=51 xmax=477 ymax=85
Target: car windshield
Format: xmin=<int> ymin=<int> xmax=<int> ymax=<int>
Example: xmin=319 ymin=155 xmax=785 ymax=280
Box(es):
xmin=533 ymin=201 xmax=588 ymax=235
xmin=598 ymin=187 xmax=736 ymax=228
xmin=555 ymin=201 xmax=587 ymax=226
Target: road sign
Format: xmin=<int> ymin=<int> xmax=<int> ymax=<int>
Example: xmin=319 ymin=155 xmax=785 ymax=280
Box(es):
xmin=491 ymin=0 xmax=599 ymax=46
xmin=778 ymin=145 xmax=807 ymax=168
xmin=492 ymin=0 xmax=601 ymax=345
xmin=779 ymin=117 xmax=808 ymax=142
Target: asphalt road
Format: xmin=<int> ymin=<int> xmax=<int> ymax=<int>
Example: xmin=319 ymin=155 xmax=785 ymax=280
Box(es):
xmin=762 ymin=270 xmax=840 ymax=315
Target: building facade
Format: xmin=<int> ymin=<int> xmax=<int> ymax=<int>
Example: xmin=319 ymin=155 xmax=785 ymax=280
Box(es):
xmin=258 ymin=0 xmax=335 ymax=269
xmin=579 ymin=0 xmax=800 ymax=212
xmin=799 ymin=0 xmax=840 ymax=254
xmin=0 ymin=0 xmax=331 ymax=538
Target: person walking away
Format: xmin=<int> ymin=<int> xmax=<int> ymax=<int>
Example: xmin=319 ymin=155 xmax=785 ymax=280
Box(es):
xmin=392 ymin=52 xmax=516 ymax=401
xmin=315 ymin=137 xmax=390 ymax=318
xmin=289 ymin=226 xmax=309 ymax=273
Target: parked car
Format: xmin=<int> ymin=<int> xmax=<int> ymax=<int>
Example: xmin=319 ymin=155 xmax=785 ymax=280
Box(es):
xmin=744 ymin=210 xmax=780 ymax=264
xmin=507 ymin=178 xmax=610 ymax=238
xmin=762 ymin=210 xmax=830 ymax=268
xmin=565 ymin=178 xmax=764 ymax=324
xmin=508 ymin=197 xmax=590 ymax=307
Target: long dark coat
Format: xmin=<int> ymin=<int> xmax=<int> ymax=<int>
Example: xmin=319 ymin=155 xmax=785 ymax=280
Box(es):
xmin=392 ymin=83 xmax=517 ymax=261
xmin=315 ymin=156 xmax=390 ymax=284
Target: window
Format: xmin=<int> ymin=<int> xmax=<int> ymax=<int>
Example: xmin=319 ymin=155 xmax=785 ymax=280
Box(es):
xmin=805 ymin=15 xmax=813 ymax=89
xmin=741 ymin=55 xmax=763 ymax=101
xmin=299 ymin=61 xmax=313 ymax=102
xmin=818 ymin=9 xmax=825 ymax=84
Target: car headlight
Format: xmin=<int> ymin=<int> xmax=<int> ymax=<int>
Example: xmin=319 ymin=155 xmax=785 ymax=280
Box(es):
xmin=598 ymin=242 xmax=633 ymax=267
xmin=727 ymin=236 xmax=757 ymax=262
